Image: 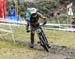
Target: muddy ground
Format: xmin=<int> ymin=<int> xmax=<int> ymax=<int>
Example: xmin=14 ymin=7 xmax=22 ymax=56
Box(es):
xmin=0 ymin=38 xmax=75 ymax=59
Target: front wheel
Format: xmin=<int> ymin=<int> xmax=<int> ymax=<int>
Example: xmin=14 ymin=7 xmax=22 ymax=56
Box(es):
xmin=38 ymin=33 xmax=49 ymax=52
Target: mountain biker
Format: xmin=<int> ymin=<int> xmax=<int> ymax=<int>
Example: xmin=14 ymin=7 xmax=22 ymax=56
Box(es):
xmin=25 ymin=8 xmax=47 ymax=48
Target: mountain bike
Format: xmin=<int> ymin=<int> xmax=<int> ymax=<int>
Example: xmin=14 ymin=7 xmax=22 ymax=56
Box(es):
xmin=31 ymin=25 xmax=50 ymax=52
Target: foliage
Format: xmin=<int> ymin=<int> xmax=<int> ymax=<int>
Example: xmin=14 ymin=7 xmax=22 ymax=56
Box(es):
xmin=6 ymin=0 xmax=75 ymax=24
xmin=6 ymin=0 xmax=60 ymax=17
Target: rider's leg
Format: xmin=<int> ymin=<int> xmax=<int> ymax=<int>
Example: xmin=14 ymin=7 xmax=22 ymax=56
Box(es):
xmin=30 ymin=27 xmax=35 ymax=48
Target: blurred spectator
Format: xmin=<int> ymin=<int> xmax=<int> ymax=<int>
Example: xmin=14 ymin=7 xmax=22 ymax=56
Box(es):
xmin=8 ymin=5 xmax=16 ymax=16
xmin=72 ymin=17 xmax=75 ymax=28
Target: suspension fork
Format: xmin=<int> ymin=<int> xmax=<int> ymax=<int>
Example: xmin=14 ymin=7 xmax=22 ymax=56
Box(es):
xmin=39 ymin=27 xmax=48 ymax=43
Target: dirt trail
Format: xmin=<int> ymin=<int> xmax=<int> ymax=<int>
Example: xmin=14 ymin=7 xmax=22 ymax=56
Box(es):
xmin=0 ymin=38 xmax=75 ymax=59
xmin=0 ymin=47 xmax=68 ymax=59
xmin=50 ymin=45 xmax=75 ymax=59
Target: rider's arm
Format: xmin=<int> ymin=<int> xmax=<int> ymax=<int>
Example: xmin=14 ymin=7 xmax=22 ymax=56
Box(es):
xmin=38 ymin=12 xmax=46 ymax=19
xmin=38 ymin=12 xmax=47 ymax=25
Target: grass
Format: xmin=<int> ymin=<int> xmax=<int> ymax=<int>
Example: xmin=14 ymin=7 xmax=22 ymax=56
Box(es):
xmin=45 ymin=30 xmax=75 ymax=49
xmin=0 ymin=25 xmax=75 ymax=49
xmin=0 ymin=25 xmax=75 ymax=59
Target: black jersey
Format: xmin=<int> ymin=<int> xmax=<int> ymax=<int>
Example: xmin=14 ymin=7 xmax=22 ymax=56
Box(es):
xmin=30 ymin=13 xmax=46 ymax=27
